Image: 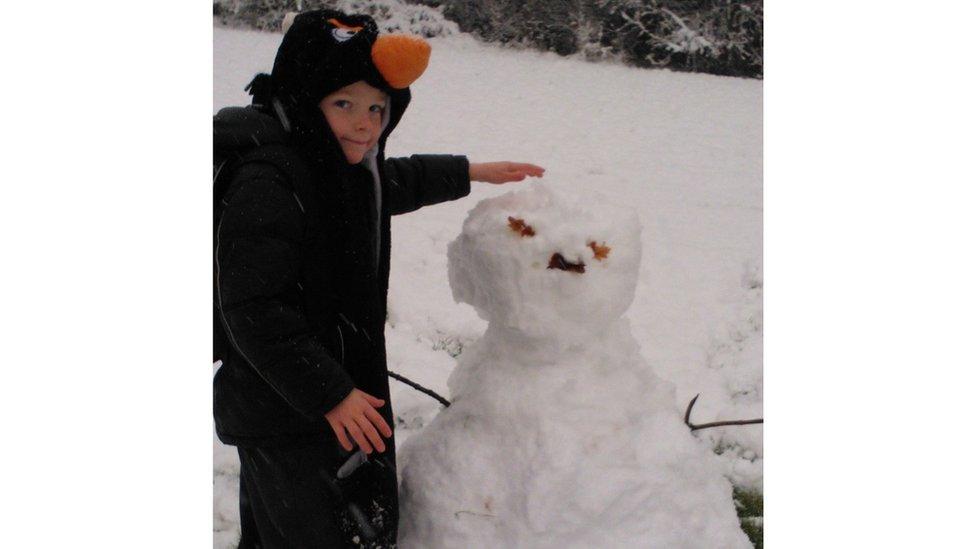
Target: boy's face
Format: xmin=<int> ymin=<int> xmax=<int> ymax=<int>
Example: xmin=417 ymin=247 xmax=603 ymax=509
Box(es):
xmin=319 ymin=80 xmax=388 ymax=164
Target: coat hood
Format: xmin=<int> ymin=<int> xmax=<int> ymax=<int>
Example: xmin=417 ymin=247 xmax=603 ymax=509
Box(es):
xmin=213 ymin=105 xmax=287 ymax=158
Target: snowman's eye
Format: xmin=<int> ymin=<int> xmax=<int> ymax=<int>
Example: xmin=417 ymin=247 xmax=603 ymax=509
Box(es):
xmin=507 ymin=217 xmax=535 ymax=238
xmin=332 ymin=27 xmax=358 ymax=42
xmin=588 ymin=241 xmax=611 ymax=261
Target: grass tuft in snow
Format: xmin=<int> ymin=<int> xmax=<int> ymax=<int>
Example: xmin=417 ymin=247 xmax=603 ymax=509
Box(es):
xmin=733 ymin=486 xmax=763 ymax=548
xmin=430 ymin=332 xmax=467 ymax=358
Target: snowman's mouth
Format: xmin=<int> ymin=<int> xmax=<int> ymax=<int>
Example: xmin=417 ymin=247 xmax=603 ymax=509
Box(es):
xmin=548 ymin=253 xmax=586 ymax=274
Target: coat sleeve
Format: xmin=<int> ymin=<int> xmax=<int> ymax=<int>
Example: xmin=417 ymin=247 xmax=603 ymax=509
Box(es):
xmin=215 ymin=162 xmax=354 ymax=421
xmin=384 ymin=154 xmax=472 ymax=216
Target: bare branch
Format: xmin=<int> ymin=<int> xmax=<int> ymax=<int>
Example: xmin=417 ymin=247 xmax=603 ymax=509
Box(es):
xmin=617 ymin=10 xmax=673 ymax=46
xmin=684 ymin=393 xmax=763 ymax=432
xmin=388 ymin=370 xmax=451 ymax=408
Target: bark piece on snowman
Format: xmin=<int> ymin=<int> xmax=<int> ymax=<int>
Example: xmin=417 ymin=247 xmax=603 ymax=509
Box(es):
xmin=588 ymin=241 xmax=610 ymax=260
xmin=507 ymin=216 xmax=535 ymax=237
xmin=545 ymin=242 xmax=610 ymax=273
xmin=547 ymin=252 xmax=585 ymax=273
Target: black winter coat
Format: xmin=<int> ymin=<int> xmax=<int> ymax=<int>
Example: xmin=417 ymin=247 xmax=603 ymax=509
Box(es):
xmin=213 ymin=106 xmax=470 ymax=451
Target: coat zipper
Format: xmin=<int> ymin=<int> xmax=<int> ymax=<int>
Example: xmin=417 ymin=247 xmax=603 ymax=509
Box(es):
xmin=336 ymin=324 xmax=345 ymax=366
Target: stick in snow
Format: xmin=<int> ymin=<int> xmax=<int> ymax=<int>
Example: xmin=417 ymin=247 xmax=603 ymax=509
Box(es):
xmin=684 ymin=393 xmax=763 ymax=431
xmin=388 ymin=370 xmax=452 ymax=408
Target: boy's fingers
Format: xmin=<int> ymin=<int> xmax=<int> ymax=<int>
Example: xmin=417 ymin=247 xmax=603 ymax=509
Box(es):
xmin=505 ymin=168 xmax=542 ymax=180
xmin=512 ymin=163 xmax=545 ymax=176
xmin=363 ymin=393 xmax=385 ymax=408
xmin=364 ymin=406 xmax=393 ymax=438
xmin=344 ymin=420 xmax=373 ymax=454
xmin=354 ymin=416 xmax=386 ymax=453
xmin=337 ymin=432 xmax=353 ymax=452
xmin=328 ymin=417 xmax=354 ymax=451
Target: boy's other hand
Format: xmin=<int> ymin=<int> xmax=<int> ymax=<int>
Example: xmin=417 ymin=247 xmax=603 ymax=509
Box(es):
xmin=470 ymin=161 xmax=545 ymax=184
xmin=324 ymin=388 xmax=393 ymax=454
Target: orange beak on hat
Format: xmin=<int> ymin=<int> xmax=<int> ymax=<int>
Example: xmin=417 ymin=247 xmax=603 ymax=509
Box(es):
xmin=371 ymin=34 xmax=431 ymax=89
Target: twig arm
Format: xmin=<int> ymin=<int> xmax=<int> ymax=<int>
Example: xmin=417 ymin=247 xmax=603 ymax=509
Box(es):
xmin=684 ymin=393 xmax=763 ymax=432
xmin=388 ymin=370 xmax=452 ymax=408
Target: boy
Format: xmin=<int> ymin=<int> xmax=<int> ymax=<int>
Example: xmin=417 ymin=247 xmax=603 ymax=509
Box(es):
xmin=213 ymin=10 xmax=543 ymax=547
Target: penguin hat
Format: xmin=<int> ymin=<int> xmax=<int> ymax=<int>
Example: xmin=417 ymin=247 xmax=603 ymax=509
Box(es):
xmin=270 ymin=10 xmax=430 ymax=118
xmin=255 ymin=10 xmax=432 ymax=167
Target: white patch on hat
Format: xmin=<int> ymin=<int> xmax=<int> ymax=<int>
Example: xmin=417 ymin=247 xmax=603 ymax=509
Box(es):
xmin=331 ymin=27 xmax=359 ymax=42
xmin=281 ymin=12 xmax=298 ymax=34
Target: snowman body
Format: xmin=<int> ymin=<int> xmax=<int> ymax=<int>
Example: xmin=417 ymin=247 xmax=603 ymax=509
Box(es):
xmin=398 ymin=185 xmax=750 ymax=548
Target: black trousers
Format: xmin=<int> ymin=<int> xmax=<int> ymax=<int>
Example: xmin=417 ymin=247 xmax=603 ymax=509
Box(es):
xmin=236 ymin=441 xmax=398 ymax=548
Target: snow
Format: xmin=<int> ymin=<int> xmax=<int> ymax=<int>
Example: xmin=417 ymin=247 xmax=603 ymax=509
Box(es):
xmin=214 ymin=23 xmax=761 ymax=547
xmin=397 ymin=185 xmax=750 ymax=547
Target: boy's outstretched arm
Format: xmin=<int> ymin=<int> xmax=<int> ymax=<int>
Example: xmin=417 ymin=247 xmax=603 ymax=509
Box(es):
xmin=385 ymin=154 xmax=471 ymax=215
xmin=384 ymin=156 xmax=545 ymax=215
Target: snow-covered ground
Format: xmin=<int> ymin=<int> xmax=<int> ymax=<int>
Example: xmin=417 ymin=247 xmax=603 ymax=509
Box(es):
xmin=214 ymin=25 xmax=762 ymax=547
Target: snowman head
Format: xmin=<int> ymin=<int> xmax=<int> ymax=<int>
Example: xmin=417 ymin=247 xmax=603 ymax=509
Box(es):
xmin=448 ymin=184 xmax=641 ymax=343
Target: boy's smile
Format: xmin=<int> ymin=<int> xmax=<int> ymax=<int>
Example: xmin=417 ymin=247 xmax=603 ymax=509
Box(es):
xmin=319 ymin=80 xmax=388 ymax=164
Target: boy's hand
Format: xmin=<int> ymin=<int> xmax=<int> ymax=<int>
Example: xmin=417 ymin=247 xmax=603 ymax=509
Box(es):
xmin=324 ymin=388 xmax=393 ymax=454
xmin=469 ymin=161 xmax=545 ymax=184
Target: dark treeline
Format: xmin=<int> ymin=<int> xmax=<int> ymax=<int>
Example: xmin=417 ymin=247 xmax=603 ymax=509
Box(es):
xmin=214 ymin=0 xmax=763 ymax=79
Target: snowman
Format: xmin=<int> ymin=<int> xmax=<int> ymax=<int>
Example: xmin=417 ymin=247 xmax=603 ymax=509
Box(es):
xmin=398 ymin=184 xmax=751 ymax=548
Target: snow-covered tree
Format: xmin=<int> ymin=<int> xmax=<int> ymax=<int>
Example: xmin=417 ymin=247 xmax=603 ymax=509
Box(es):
xmin=213 ymin=0 xmax=763 ymax=77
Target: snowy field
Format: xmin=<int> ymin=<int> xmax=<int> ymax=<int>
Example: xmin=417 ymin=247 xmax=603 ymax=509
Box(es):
xmin=214 ymin=25 xmax=762 ymax=547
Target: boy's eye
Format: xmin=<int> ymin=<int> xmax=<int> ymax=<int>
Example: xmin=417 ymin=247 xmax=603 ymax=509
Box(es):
xmin=369 ymin=104 xmax=385 ymax=113
xmin=333 ymin=100 xmax=351 ymax=109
